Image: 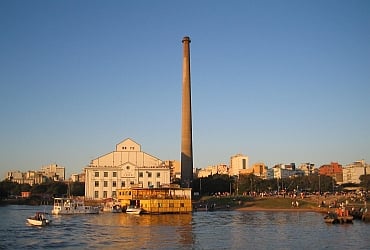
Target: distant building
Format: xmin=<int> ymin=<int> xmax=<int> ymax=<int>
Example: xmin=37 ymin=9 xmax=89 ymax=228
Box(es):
xmin=164 ymin=160 xmax=181 ymax=182
xmin=41 ymin=163 xmax=65 ymax=181
xmin=6 ymin=170 xmax=46 ymax=185
xmin=229 ymin=154 xmax=249 ymax=176
xmin=319 ymin=162 xmax=343 ymax=183
xmin=268 ymin=163 xmax=304 ymax=179
xmin=84 ymin=138 xmax=171 ymax=200
xmin=342 ymin=160 xmax=369 ymax=184
xmin=299 ymin=163 xmax=315 ymax=175
xmin=196 ymin=164 xmax=228 ymax=178
xmin=70 ymin=172 xmax=85 ymax=182
xmin=239 ymin=162 xmax=268 ymax=179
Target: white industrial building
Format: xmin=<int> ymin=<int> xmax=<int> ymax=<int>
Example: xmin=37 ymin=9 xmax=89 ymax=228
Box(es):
xmin=84 ymin=138 xmax=171 ymax=200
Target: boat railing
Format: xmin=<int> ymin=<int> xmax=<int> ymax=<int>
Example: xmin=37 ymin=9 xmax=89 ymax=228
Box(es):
xmin=131 ymin=194 xmax=190 ymax=200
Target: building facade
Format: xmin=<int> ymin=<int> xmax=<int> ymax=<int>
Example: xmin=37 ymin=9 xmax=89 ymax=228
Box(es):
xmin=196 ymin=164 xmax=229 ymax=178
xmin=229 ymin=154 xmax=249 ymax=176
xmin=342 ymin=160 xmax=369 ymax=184
xmin=239 ymin=162 xmax=268 ymax=179
xmin=41 ymin=163 xmax=65 ymax=181
xmin=319 ymin=162 xmax=343 ymax=183
xmin=6 ymin=170 xmax=48 ymax=185
xmin=84 ymin=138 xmax=171 ymax=200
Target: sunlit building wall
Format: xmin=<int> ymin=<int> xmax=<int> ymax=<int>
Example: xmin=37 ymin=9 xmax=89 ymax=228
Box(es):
xmin=85 ymin=138 xmax=171 ymax=200
xmin=229 ymin=154 xmax=249 ymax=176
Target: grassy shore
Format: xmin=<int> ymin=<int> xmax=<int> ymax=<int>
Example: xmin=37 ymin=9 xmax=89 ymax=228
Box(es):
xmin=194 ymin=195 xmax=332 ymax=213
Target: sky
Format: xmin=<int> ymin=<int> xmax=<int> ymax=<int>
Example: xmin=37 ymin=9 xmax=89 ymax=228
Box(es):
xmin=1 ymin=0 xmax=369 ymax=178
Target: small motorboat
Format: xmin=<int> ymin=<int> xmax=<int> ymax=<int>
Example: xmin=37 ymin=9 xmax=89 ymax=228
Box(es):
xmin=27 ymin=212 xmax=51 ymax=226
xmin=126 ymin=205 xmax=141 ymax=215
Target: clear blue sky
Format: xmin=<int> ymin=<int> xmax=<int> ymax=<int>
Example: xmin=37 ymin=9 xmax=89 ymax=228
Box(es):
xmin=1 ymin=0 xmax=369 ymax=178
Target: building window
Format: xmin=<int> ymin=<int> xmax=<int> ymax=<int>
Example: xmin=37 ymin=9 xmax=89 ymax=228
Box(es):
xmin=139 ymin=172 xmax=143 ymax=178
xmin=148 ymin=181 xmax=152 ymax=187
xmin=121 ymin=181 xmax=125 ymax=187
xmin=156 ymin=182 xmax=160 ymax=188
xmin=242 ymin=159 xmax=247 ymax=169
xmin=104 ymin=181 xmax=108 ymax=187
xmin=113 ymin=172 xmax=117 ymax=177
xmin=126 ymin=166 xmax=130 ymax=170
xmin=103 ymin=191 xmax=107 ymax=198
xmin=130 ymin=181 xmax=135 ymax=185
xmin=147 ymin=172 xmax=152 ymax=178
xmin=94 ymin=172 xmax=99 ymax=177
xmin=157 ymin=172 xmax=160 ymax=178
xmin=112 ymin=191 xmax=116 ymax=197
xmin=113 ymin=181 xmax=116 ymax=187
xmin=95 ymin=181 xmax=99 ymax=187
xmin=94 ymin=191 xmax=99 ymax=198
xmin=104 ymin=172 xmax=108 ymax=177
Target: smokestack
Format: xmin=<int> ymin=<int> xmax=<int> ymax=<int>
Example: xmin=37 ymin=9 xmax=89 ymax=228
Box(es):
xmin=181 ymin=36 xmax=193 ymax=188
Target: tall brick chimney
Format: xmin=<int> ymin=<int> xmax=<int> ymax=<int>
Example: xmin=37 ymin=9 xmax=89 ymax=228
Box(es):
xmin=181 ymin=36 xmax=193 ymax=188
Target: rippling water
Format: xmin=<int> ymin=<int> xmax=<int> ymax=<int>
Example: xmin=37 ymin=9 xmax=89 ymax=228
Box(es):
xmin=0 ymin=205 xmax=369 ymax=249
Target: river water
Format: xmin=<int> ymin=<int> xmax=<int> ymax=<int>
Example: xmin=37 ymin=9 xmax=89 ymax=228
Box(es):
xmin=0 ymin=205 xmax=369 ymax=249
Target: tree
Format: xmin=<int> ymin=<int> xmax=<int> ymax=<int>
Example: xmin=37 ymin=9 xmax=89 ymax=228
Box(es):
xmin=70 ymin=182 xmax=85 ymax=196
xmin=360 ymin=174 xmax=370 ymax=191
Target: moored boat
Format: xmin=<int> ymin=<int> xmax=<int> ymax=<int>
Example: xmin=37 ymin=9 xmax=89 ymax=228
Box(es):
xmin=126 ymin=205 xmax=141 ymax=215
xmin=51 ymin=197 xmax=100 ymax=215
xmin=27 ymin=212 xmax=51 ymax=226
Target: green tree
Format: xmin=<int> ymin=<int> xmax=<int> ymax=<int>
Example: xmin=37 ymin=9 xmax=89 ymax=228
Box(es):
xmin=70 ymin=182 xmax=85 ymax=196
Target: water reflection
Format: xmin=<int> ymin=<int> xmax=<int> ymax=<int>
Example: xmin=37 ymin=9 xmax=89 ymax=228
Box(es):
xmin=84 ymin=213 xmax=193 ymax=249
xmin=1 ymin=206 xmax=370 ymax=249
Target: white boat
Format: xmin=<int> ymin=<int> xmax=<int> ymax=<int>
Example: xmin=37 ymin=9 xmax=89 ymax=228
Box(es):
xmin=126 ymin=205 xmax=141 ymax=215
xmin=51 ymin=197 xmax=100 ymax=215
xmin=27 ymin=212 xmax=51 ymax=226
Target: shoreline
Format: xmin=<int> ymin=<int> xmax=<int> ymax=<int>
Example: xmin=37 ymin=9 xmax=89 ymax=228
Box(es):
xmin=235 ymin=206 xmax=326 ymax=212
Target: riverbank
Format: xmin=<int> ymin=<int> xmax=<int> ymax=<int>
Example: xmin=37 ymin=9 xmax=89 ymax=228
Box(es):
xmin=194 ymin=195 xmax=338 ymax=213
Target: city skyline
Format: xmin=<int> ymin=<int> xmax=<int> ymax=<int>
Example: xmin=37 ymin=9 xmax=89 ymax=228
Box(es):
xmin=1 ymin=1 xmax=369 ymax=178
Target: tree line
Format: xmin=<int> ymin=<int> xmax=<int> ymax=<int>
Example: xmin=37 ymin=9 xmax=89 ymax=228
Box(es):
xmin=1 ymin=173 xmax=369 ymax=201
xmin=0 ymin=180 xmax=85 ymax=200
xmin=192 ymin=173 xmax=370 ymax=196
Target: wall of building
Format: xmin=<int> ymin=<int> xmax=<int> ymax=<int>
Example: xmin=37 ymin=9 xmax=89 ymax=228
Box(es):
xmin=230 ymin=154 xmax=249 ymax=176
xmin=84 ymin=138 xmax=171 ymax=200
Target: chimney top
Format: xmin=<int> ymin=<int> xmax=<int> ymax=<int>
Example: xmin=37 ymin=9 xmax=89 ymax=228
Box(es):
xmin=182 ymin=36 xmax=191 ymax=43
